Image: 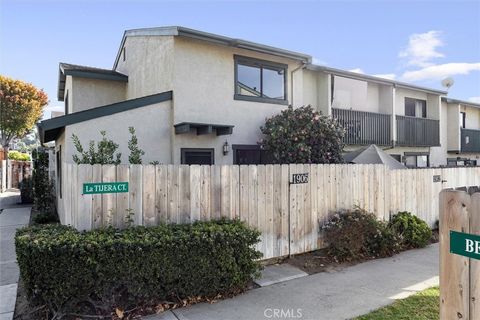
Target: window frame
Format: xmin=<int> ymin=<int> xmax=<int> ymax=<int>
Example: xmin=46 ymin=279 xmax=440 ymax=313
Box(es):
xmin=234 ymin=55 xmax=288 ymax=105
xmin=181 ymin=148 xmax=215 ymax=165
xmin=404 ymin=97 xmax=427 ymax=118
xmin=404 ymin=152 xmax=430 ymax=168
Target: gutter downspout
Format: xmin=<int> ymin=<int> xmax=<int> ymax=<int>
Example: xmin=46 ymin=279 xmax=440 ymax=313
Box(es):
xmin=290 ymin=62 xmax=307 ymax=106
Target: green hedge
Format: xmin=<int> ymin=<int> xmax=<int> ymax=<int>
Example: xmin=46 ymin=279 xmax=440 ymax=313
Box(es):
xmin=15 ymin=219 xmax=262 ymax=314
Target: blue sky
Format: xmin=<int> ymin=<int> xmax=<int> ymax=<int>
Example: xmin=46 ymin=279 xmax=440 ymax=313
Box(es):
xmin=1 ymin=0 xmax=479 ymax=117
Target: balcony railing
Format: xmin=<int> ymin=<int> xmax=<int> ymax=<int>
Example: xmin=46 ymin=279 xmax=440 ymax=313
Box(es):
xmin=461 ymin=128 xmax=480 ymax=153
xmin=396 ymin=116 xmax=440 ymax=147
xmin=332 ymin=108 xmax=391 ymax=146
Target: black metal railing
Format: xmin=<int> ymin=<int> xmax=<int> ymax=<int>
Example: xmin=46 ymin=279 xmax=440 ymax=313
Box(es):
xmin=461 ymin=128 xmax=480 ymax=153
xmin=332 ymin=108 xmax=391 ymax=146
xmin=396 ymin=115 xmax=440 ymax=147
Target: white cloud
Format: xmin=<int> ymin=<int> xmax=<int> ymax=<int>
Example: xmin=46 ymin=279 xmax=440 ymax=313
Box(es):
xmin=312 ymin=57 xmax=327 ymax=65
xmin=401 ymin=62 xmax=480 ymax=81
xmin=399 ymin=31 xmax=444 ymax=67
xmin=348 ymin=68 xmax=364 ymax=74
xmin=372 ymin=73 xmax=396 ymax=80
xmin=469 ymin=97 xmax=480 ymax=103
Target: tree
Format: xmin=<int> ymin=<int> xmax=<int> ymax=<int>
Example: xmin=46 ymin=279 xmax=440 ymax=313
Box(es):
xmin=0 ymin=75 xmax=48 ymax=154
xmin=128 ymin=126 xmax=145 ymax=164
xmin=260 ymin=106 xmax=345 ymax=164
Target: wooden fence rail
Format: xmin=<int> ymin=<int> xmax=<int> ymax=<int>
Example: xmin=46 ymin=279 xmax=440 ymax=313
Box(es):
xmin=60 ymin=164 xmax=480 ymax=259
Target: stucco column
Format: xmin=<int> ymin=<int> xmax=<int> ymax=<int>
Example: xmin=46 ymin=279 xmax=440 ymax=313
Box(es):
xmin=391 ymin=86 xmax=397 ymax=145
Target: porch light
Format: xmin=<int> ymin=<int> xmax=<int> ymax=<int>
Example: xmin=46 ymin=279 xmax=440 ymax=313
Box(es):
xmin=223 ymin=141 xmax=230 ymax=155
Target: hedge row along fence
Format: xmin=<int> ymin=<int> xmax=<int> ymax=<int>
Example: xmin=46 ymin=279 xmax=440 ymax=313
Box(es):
xmin=58 ymin=164 xmax=480 ymax=259
xmin=15 ymin=220 xmax=262 ymax=314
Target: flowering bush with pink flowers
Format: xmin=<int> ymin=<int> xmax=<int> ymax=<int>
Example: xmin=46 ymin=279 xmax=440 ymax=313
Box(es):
xmin=260 ymin=106 xmax=345 ymax=164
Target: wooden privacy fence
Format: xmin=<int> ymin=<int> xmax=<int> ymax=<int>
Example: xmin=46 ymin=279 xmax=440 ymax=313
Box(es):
xmin=60 ymin=164 xmax=480 ymax=259
xmin=439 ymin=189 xmax=480 ymax=320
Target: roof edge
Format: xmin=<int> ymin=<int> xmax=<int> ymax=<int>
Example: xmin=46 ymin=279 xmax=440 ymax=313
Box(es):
xmin=307 ymin=65 xmax=447 ymax=95
xmin=39 ymin=91 xmax=173 ymax=143
xmin=113 ymin=26 xmax=312 ymax=70
xmin=442 ymin=97 xmax=480 ymax=109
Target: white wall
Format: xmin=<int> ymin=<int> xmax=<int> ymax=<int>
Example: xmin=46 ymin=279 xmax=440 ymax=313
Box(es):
xmin=71 ymin=77 xmax=126 ymax=112
xmin=430 ymin=102 xmax=449 ymax=166
xmin=446 ymin=102 xmax=461 ymax=151
xmin=63 ymin=100 xmax=172 ymax=165
xmin=171 ymin=37 xmax=303 ymax=165
xmin=463 ymin=105 xmax=480 ymax=130
xmin=115 ymin=36 xmax=175 ymax=99
xmin=332 ymin=76 xmax=388 ymax=113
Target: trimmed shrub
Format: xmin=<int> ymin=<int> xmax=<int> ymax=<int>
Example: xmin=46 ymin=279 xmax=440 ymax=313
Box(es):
xmin=322 ymin=208 xmax=399 ymax=262
xmin=19 ymin=177 xmax=33 ymax=204
xmin=15 ymin=219 xmax=261 ymax=315
xmin=388 ymin=211 xmax=432 ymax=249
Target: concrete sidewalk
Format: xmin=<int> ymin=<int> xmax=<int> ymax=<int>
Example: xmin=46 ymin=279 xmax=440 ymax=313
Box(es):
xmin=0 ymin=192 xmax=31 ymax=320
xmin=146 ymin=244 xmax=439 ymax=320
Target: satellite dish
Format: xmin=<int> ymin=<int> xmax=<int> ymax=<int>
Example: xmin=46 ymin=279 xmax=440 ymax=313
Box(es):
xmin=441 ymin=77 xmax=455 ymax=90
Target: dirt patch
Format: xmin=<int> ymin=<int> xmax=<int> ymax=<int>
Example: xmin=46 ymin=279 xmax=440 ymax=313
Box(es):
xmin=286 ymin=232 xmax=440 ymax=275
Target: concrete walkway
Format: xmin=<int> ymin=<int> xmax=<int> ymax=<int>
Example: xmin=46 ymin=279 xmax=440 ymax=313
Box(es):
xmin=0 ymin=192 xmax=30 ymax=320
xmin=146 ymin=244 xmax=439 ymax=320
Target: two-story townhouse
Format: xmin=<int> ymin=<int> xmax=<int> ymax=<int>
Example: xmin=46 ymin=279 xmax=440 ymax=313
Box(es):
xmin=296 ymin=66 xmax=446 ymax=168
xmin=442 ymin=97 xmax=480 ymax=166
xmin=38 ymin=26 xmax=475 ymax=202
xmin=40 ymin=27 xmax=313 ymax=172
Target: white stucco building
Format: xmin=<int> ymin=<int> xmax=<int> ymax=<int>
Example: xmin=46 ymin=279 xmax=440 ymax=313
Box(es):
xmin=38 ymin=26 xmax=480 ymax=175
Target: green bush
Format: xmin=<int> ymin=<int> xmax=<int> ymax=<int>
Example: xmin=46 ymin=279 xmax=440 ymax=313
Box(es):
xmin=19 ymin=177 xmax=33 ymax=204
xmin=33 ymin=211 xmax=59 ymax=224
xmin=15 ymin=219 xmax=262 ymax=315
xmin=388 ymin=211 xmax=432 ymax=249
xmin=260 ymin=105 xmax=345 ymax=164
xmin=322 ymin=208 xmax=399 ymax=262
xmin=8 ymin=150 xmax=31 ymax=161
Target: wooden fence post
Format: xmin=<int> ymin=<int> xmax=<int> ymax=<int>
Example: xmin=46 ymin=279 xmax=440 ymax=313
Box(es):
xmin=440 ymin=189 xmax=480 ymax=320
xmin=470 ymin=193 xmax=480 ymax=319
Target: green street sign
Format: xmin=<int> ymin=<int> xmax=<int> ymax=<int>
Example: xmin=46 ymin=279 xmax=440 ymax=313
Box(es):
xmin=450 ymin=230 xmax=480 ymax=260
xmin=83 ymin=182 xmax=129 ymax=195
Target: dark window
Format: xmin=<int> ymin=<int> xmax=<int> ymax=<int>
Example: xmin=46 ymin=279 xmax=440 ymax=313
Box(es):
xmin=65 ymin=91 xmax=69 ymax=115
xmin=404 ymin=153 xmax=429 ymax=168
xmin=405 ymin=97 xmax=426 ymax=118
xmin=234 ymin=55 xmax=287 ymax=105
xmin=460 ymin=112 xmax=466 ymax=128
xmin=122 ymin=47 xmax=126 ymax=61
xmin=233 ymin=145 xmax=273 ymax=165
xmin=56 ymin=146 xmax=62 ymax=198
xmin=181 ymin=148 xmax=214 ymax=165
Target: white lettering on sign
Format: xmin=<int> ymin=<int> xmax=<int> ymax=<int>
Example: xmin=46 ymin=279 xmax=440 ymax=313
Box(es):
xmin=466 ymin=239 xmax=480 ymax=254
